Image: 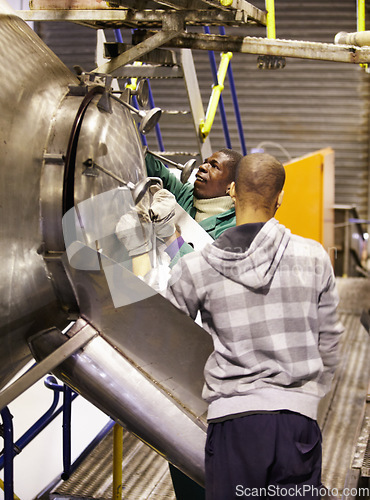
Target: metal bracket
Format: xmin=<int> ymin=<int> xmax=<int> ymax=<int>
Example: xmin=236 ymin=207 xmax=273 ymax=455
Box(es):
xmin=94 ymin=14 xmax=185 ymax=76
xmin=43 ymin=153 xmax=65 ymax=164
xmin=0 ymin=321 xmax=97 ymax=411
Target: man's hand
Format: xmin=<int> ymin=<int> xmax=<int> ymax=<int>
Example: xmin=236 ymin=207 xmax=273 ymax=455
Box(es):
xmin=116 ymin=204 xmax=152 ymax=257
xmin=149 ymin=189 xmax=176 ymax=241
xmin=115 ymin=188 xmax=177 ymax=257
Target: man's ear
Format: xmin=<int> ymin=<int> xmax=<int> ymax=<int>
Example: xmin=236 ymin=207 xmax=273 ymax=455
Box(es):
xmin=228 ymin=181 xmax=236 ymax=201
xmin=276 ymin=190 xmax=284 ymax=209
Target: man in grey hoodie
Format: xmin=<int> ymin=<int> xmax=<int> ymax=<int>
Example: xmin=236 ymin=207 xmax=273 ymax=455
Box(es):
xmin=166 ymin=152 xmax=344 ymax=499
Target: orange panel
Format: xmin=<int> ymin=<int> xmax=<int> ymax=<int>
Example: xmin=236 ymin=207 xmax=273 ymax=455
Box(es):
xmin=277 ymin=152 xmax=324 ymax=243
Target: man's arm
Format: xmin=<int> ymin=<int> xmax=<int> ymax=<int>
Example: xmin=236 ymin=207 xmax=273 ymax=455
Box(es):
xmin=145 ymin=153 xmax=194 ymax=212
xmin=317 ymin=255 xmax=344 ymax=388
xmin=165 ymin=255 xmax=201 ymax=321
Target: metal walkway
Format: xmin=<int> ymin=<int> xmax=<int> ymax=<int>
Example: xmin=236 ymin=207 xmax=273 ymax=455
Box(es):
xmin=44 ymin=277 xmax=370 ymax=499
xmin=48 ymin=430 xmax=176 ymax=499
xmin=319 ymin=277 xmax=370 ymax=495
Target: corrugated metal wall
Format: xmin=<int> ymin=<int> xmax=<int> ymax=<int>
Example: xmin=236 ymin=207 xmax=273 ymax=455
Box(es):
xmin=36 ymin=0 xmax=370 ymax=220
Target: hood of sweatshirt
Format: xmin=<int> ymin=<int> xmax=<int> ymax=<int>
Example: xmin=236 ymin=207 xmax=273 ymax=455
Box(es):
xmin=201 ymin=218 xmax=291 ymax=289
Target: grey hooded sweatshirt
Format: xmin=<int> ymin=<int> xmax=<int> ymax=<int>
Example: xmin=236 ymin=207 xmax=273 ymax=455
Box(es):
xmin=166 ymin=218 xmax=343 ymax=421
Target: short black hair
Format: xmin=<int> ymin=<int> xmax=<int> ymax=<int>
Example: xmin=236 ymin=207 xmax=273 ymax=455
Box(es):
xmin=218 ymin=148 xmax=243 ymax=181
xmin=235 ymin=153 xmax=285 ymax=211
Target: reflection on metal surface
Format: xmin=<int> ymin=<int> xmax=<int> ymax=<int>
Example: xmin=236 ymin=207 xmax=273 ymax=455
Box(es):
xmin=29 ymin=318 xmax=209 ymax=486
xmin=0 ymin=0 xmax=210 ymax=487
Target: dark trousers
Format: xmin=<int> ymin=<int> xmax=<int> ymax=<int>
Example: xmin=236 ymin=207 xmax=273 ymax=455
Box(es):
xmin=169 ymin=463 xmax=205 ymax=500
xmin=205 ymin=412 xmax=322 ymax=500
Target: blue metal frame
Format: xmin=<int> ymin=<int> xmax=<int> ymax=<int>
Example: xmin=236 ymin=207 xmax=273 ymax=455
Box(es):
xmin=1 ymin=407 xmax=14 ymax=500
xmin=115 ymin=28 xmax=164 ymax=151
xmin=0 ymin=376 xmax=79 ymax=496
xmin=148 ymin=82 xmax=165 ymax=151
xmin=62 ymin=385 xmax=73 ymax=480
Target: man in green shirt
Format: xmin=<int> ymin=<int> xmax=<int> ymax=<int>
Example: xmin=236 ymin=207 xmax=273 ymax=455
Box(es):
xmin=145 ymin=148 xmax=243 ymax=240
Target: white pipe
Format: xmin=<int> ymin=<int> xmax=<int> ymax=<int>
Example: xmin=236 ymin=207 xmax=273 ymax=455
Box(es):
xmin=335 ymin=30 xmax=370 ymax=47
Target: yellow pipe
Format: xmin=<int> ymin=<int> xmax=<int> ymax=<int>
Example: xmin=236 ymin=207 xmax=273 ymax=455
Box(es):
xmin=125 ymin=61 xmax=143 ymax=91
xmin=112 ymin=423 xmax=124 ymax=500
xmin=357 ymin=0 xmax=366 ymax=32
xmin=126 ymin=79 xmax=138 ymax=92
xmin=357 ymin=0 xmax=367 ymax=68
xmin=199 ymin=52 xmax=233 ymax=139
xmin=0 ymin=478 xmax=21 ymax=500
xmin=265 ymin=0 xmax=276 ymax=39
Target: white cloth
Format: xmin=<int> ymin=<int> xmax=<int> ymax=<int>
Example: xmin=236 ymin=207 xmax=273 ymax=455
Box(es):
xmin=193 ymin=195 xmax=234 ymax=223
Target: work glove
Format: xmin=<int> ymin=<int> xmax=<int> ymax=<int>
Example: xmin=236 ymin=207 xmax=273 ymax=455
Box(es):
xmin=115 ymin=200 xmax=152 ymax=257
xmin=149 ymin=189 xmax=176 ymax=241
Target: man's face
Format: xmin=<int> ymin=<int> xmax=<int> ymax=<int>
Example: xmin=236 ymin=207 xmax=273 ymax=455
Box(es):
xmin=193 ymin=151 xmax=233 ymax=199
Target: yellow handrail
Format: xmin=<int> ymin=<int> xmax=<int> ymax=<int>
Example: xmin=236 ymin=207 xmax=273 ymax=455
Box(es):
xmin=112 ymin=423 xmax=123 ymax=500
xmin=199 ymin=51 xmax=233 ymax=140
xmin=265 ymin=0 xmax=276 ymax=39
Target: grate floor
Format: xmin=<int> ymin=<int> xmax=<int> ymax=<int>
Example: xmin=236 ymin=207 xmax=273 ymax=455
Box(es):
xmin=49 ymin=429 xmax=176 ymax=499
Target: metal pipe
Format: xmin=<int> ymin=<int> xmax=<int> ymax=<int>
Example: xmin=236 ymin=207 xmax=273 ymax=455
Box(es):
xmin=29 ymin=323 xmax=209 ymax=487
xmin=204 ymin=26 xmax=231 ymax=149
xmin=145 ymin=149 xmax=196 ymax=183
xmin=148 ymin=80 xmax=165 ymax=152
xmin=1 ymin=408 xmax=14 ymax=500
xmin=125 ymin=29 xmax=149 ymax=147
xmin=0 ymin=479 xmax=20 ymax=500
xmin=146 ymin=149 xmax=185 ymax=169
xmin=114 ymin=28 xmax=123 ymax=44
xmin=113 ymin=423 xmax=124 ymax=499
xmin=335 ymin=30 xmax=370 ymax=47
xmin=62 ymin=385 xmax=73 ymax=480
xmin=2 ymin=378 xmax=59 ymax=466
xmin=0 ymin=377 xmax=79 ymax=474
xmin=83 ymin=158 xmax=134 ymax=187
xmin=114 ymin=29 xmax=150 ymax=148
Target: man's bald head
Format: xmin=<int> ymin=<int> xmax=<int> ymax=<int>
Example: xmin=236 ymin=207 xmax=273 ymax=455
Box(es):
xmin=235 ymin=153 xmax=285 ymax=214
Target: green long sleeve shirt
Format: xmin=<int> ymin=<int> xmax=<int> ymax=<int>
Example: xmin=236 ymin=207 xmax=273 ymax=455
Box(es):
xmin=145 ymin=153 xmax=236 ymax=240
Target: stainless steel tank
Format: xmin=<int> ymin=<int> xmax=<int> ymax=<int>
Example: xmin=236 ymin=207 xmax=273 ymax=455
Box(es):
xmin=0 ymin=0 xmax=78 ymax=386
xmin=0 ymin=0 xmax=209 ymax=486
